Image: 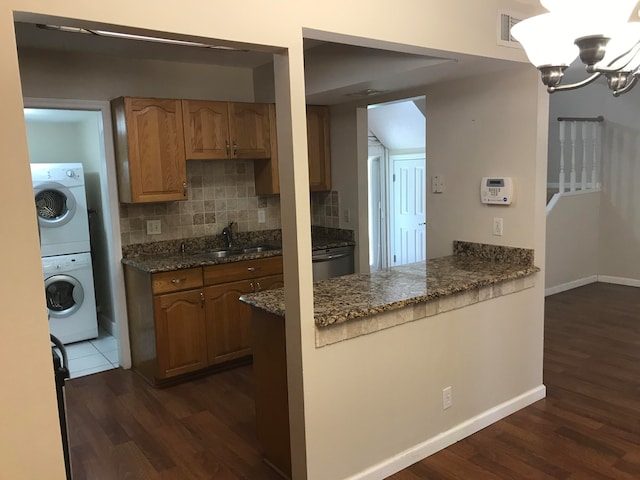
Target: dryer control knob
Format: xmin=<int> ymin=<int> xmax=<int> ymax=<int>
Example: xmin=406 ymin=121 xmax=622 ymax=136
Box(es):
xmin=66 ymin=170 xmax=74 ymax=177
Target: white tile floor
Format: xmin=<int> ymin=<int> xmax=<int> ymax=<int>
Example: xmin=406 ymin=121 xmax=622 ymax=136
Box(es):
xmin=54 ymin=328 xmax=119 ymax=379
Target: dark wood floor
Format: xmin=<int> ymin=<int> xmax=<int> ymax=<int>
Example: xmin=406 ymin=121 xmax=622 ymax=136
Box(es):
xmin=66 ymin=282 xmax=640 ymax=479
xmin=66 ymin=364 xmax=282 ymax=479
xmin=390 ymin=282 xmax=640 ymax=480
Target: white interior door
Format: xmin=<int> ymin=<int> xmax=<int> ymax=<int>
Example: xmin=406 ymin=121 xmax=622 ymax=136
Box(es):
xmin=391 ymin=155 xmax=426 ymax=265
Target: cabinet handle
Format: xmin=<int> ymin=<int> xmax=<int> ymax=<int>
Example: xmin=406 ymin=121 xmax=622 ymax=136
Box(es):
xmin=170 ymin=278 xmax=187 ymax=284
xmin=182 ymin=181 xmax=187 ymax=197
xmin=200 ymin=291 xmax=204 ymax=306
xmin=233 ymin=141 xmax=238 ymax=157
xmin=226 ymin=141 xmax=230 ymax=157
xmin=247 ymin=267 xmax=255 ymax=272
xmin=256 ymin=281 xmax=261 ymax=291
xmin=250 ymin=281 xmax=255 ymax=292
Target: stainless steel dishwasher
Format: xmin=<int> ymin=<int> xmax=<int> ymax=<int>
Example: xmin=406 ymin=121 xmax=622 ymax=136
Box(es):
xmin=312 ymin=246 xmax=355 ymax=281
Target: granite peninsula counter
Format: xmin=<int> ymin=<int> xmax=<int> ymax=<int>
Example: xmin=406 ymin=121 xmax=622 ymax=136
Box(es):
xmin=241 ymin=241 xmax=540 ymax=347
xmin=244 ymin=241 xmax=540 ymax=477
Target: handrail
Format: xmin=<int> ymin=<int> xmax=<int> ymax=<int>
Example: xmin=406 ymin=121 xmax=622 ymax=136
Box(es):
xmin=557 ymin=116 xmax=604 ymax=122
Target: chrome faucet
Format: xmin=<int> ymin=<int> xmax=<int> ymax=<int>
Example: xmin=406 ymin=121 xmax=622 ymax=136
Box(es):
xmin=221 ymin=222 xmax=234 ymax=249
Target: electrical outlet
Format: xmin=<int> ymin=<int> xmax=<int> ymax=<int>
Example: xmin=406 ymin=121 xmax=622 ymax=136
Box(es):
xmin=442 ymin=386 xmax=453 ymax=410
xmin=146 ymin=219 xmax=161 ymax=235
xmin=431 ymin=175 xmax=445 ymax=193
xmin=343 ymin=209 xmax=350 ymax=223
xmin=492 ymin=217 xmax=504 ymax=236
xmin=258 ymin=209 xmax=266 ymax=223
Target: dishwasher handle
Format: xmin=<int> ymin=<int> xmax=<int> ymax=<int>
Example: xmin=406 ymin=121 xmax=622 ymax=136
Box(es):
xmin=312 ymin=252 xmax=352 ymax=262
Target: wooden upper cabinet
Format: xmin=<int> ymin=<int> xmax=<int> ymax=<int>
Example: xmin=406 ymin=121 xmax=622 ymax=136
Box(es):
xmin=182 ymin=100 xmax=230 ymax=160
xmin=228 ymin=102 xmax=271 ymax=159
xmin=306 ymin=105 xmax=332 ymax=191
xmin=182 ymin=100 xmax=271 ymax=160
xmin=111 ymin=97 xmax=187 ymax=203
xmin=254 ymin=104 xmax=331 ymax=195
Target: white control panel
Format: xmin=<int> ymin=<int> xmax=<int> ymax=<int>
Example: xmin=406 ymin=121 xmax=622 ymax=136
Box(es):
xmin=481 ymin=177 xmax=513 ymax=205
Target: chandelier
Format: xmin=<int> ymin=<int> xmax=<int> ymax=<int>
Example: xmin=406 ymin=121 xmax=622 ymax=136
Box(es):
xmin=511 ymin=0 xmax=640 ymax=96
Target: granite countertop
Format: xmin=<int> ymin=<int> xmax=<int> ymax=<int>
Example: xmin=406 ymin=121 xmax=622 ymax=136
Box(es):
xmin=122 ymin=247 xmax=285 ymax=273
xmin=122 ymin=238 xmax=355 ymax=273
xmin=240 ymin=241 xmax=540 ymax=327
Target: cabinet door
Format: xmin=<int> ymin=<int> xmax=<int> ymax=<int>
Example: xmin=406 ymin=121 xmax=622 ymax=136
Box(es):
xmin=182 ymin=100 xmax=230 ymax=160
xmin=253 ymin=274 xmax=284 ymax=292
xmin=119 ymin=97 xmax=187 ymax=203
xmin=228 ymin=102 xmax=271 ymax=159
xmin=204 ymin=280 xmax=254 ymax=365
xmin=306 ymin=105 xmax=331 ymax=191
xmin=154 ymin=289 xmax=207 ymax=379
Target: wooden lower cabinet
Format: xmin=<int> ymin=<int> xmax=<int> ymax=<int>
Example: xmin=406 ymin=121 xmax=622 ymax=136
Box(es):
xmin=205 ymin=273 xmax=284 ymax=365
xmin=204 ymin=280 xmax=253 ymax=365
xmin=125 ymin=258 xmax=283 ymax=385
xmin=154 ymin=289 xmax=207 ymax=379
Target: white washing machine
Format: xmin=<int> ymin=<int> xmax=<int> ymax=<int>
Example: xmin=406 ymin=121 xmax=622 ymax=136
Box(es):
xmin=43 ymin=252 xmax=98 ymax=344
xmin=31 ymin=163 xmax=91 ymax=257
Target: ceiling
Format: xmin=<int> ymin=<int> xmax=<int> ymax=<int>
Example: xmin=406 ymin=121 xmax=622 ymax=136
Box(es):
xmin=14 ymin=21 xmax=523 ymax=106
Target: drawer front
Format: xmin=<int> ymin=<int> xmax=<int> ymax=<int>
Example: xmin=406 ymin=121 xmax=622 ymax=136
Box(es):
xmin=152 ymin=268 xmax=203 ymax=294
xmin=204 ymin=256 xmax=283 ymax=286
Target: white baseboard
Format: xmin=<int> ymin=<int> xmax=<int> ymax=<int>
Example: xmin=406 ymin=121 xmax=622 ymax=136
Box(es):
xmin=347 ymin=385 xmax=547 ymax=480
xmin=545 ymin=275 xmax=598 ymax=297
xmin=598 ymin=276 xmax=640 ymax=288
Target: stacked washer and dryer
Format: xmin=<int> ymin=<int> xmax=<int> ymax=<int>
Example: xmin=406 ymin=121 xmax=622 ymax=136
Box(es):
xmin=32 ymin=163 xmax=98 ymax=344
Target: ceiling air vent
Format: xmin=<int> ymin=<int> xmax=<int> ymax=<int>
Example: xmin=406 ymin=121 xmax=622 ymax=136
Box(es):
xmin=497 ymin=10 xmax=524 ymax=48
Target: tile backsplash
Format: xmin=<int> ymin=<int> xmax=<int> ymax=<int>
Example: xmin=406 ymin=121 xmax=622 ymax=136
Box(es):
xmin=119 ymin=160 xmax=340 ymax=246
xmin=310 ymin=190 xmax=340 ymax=228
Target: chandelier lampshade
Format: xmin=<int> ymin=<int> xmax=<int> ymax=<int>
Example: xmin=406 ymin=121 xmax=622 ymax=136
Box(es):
xmin=512 ymin=0 xmax=640 ymax=95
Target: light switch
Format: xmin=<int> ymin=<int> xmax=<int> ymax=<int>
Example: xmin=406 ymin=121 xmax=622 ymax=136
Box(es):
xmin=258 ymin=209 xmax=266 ymax=223
xmin=432 ymin=175 xmax=445 ymax=193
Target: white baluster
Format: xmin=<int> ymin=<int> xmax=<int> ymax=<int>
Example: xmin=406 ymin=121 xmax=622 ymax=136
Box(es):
xmin=592 ymin=122 xmax=599 ymax=189
xmin=570 ymin=121 xmax=577 ymax=192
xmin=559 ymin=121 xmax=565 ymax=194
xmin=581 ymin=123 xmax=588 ymax=190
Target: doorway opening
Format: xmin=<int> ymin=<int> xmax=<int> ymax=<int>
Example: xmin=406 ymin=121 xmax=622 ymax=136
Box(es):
xmin=24 ymin=100 xmax=128 ymax=375
xmin=367 ymin=96 xmax=426 ymax=271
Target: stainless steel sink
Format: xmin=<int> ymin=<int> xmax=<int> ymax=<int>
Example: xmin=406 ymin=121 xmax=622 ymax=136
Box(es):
xmin=193 ymin=244 xmax=278 ymax=260
xmin=241 ymin=246 xmax=267 ymax=254
xmin=193 ymin=249 xmax=242 ymax=259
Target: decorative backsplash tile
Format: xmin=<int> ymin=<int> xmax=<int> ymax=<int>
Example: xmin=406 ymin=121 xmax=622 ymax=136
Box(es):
xmin=310 ymin=190 xmax=340 ymax=228
xmin=119 ymin=160 xmax=342 ymax=247
xmin=119 ymin=160 xmax=281 ymax=246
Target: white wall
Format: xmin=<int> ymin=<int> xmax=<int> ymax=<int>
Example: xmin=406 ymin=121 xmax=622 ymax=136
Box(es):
xmin=426 ymin=68 xmax=542 ymax=258
xmin=1 ymin=1 xmax=545 ymax=479
xmin=18 ymin=48 xmax=256 ymax=102
xmin=545 ymin=192 xmax=600 ymax=292
xmin=548 ymin=79 xmax=640 ymax=282
xmin=310 ymin=66 xmax=547 ymax=478
xmin=306 ymin=287 xmax=544 ymax=479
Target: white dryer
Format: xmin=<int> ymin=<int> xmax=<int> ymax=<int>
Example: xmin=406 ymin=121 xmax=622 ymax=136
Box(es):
xmin=43 ymin=252 xmax=98 ymax=344
xmin=31 ymin=163 xmax=91 ymax=257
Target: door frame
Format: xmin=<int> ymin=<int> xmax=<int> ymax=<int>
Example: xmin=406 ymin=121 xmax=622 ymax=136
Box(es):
xmin=23 ymin=97 xmax=131 ymax=369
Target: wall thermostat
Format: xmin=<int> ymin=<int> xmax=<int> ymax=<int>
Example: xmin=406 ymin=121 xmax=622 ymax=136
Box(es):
xmin=481 ymin=177 xmax=513 ymax=205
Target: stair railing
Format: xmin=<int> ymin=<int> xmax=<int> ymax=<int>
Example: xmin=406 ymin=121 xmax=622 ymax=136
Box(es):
xmin=556 ymin=116 xmax=603 ymax=194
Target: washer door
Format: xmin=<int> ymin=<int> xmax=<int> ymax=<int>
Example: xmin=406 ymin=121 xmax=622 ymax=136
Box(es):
xmin=45 ymin=274 xmax=85 ymax=318
xmin=34 ymin=182 xmax=77 ymax=228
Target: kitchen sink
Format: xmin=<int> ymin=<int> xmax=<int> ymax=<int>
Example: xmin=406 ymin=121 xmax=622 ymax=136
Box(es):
xmin=193 ymin=244 xmax=279 ymax=260
xmin=193 ymin=249 xmax=242 ymax=259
